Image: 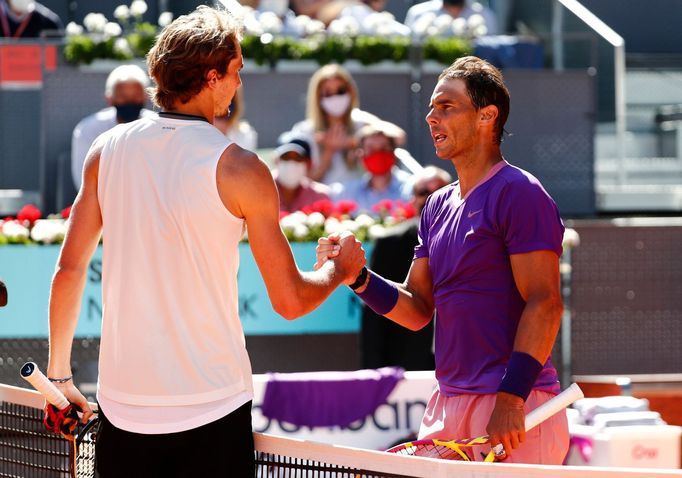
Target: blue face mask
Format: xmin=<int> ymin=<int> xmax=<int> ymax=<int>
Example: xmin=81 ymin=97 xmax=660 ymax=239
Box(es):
xmin=115 ymin=103 xmax=144 ymax=123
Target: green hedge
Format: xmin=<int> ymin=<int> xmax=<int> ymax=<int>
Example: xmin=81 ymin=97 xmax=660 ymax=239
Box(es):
xmin=65 ymin=32 xmax=473 ymax=66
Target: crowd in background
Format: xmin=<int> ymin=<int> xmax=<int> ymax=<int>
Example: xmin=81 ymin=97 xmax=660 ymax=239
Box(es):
xmin=71 ymin=61 xmax=453 ymax=220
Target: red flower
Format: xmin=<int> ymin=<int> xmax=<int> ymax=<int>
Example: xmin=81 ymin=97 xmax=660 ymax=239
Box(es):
xmin=17 ymin=204 xmax=41 ymax=224
xmin=334 ymin=200 xmax=358 ymax=216
xmin=61 ymin=206 xmax=72 ymax=219
xmin=396 ymin=202 xmax=417 ymax=219
xmin=310 ymin=199 xmax=334 ymax=217
xmin=279 ymin=211 xmax=290 ymax=220
xmin=371 ymin=199 xmax=394 ymax=214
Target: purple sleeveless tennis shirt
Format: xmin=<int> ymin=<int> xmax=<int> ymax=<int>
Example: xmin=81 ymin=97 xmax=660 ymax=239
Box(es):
xmin=414 ymin=160 xmax=564 ymax=396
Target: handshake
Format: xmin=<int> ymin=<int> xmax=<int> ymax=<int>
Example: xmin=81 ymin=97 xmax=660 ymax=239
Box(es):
xmin=314 ymin=231 xmax=368 ymax=288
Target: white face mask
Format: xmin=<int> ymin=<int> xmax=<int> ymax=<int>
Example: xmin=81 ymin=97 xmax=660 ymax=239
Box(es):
xmin=8 ymin=0 xmax=34 ymax=14
xmin=320 ymin=93 xmax=351 ymax=117
xmin=277 ymin=161 xmax=307 ymax=189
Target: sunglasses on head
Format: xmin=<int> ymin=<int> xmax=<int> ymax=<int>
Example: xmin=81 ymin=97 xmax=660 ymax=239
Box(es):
xmin=321 ymin=86 xmax=348 ymax=98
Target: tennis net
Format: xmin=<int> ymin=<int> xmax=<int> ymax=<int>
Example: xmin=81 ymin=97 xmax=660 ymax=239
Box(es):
xmin=1 ymin=383 xmax=679 ymax=478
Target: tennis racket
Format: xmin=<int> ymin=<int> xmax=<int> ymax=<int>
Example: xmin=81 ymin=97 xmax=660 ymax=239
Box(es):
xmin=386 ymin=382 xmax=584 ymax=462
xmin=21 ymin=361 xmax=98 ymax=478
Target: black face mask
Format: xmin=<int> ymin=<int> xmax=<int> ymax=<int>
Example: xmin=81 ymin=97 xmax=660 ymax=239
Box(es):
xmin=115 ymin=103 xmax=144 ymax=123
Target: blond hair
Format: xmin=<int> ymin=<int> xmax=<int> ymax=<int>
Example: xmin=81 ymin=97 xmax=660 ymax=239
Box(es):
xmin=306 ymin=64 xmax=359 ymax=133
xmin=146 ymin=5 xmax=242 ymax=110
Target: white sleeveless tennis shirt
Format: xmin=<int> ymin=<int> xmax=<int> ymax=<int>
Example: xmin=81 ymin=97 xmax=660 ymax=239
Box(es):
xmin=96 ymin=115 xmax=253 ymax=433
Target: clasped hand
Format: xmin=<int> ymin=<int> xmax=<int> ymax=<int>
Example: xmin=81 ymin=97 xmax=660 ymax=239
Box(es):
xmin=314 ymin=231 xmax=365 ymax=285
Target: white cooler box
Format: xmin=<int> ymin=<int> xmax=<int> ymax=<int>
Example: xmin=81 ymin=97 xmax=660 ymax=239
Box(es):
xmin=567 ymin=419 xmax=682 ymax=469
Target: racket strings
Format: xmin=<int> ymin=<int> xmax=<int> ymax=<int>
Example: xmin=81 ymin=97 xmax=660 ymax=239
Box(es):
xmin=394 ymin=443 xmax=474 ymax=461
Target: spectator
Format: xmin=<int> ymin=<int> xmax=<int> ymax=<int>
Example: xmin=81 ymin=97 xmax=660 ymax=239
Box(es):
xmin=404 ymin=0 xmax=497 ymax=34
xmin=361 ymin=166 xmax=452 ymax=370
xmin=71 ymin=65 xmax=156 ymax=189
xmin=213 ymin=88 xmax=258 ymax=150
xmin=331 ymin=120 xmax=412 ymax=215
xmin=274 ymin=138 xmax=331 ymax=213
xmin=0 ymin=0 xmax=62 ymax=38
xmin=281 ymin=63 xmax=404 ymax=185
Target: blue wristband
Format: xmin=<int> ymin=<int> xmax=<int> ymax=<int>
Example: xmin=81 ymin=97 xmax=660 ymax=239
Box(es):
xmin=498 ymin=351 xmax=544 ymax=401
xmin=356 ymin=270 xmax=399 ymax=316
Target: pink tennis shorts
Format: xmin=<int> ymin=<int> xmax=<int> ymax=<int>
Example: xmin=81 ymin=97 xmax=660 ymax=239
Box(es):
xmin=418 ymin=389 xmax=569 ymax=464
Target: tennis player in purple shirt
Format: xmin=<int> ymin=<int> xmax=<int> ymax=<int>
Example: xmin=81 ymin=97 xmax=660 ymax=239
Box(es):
xmin=317 ymin=56 xmax=569 ymax=464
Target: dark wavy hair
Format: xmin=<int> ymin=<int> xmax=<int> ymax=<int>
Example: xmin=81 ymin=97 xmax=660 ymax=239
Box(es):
xmin=439 ymin=56 xmax=510 ymax=144
xmin=146 ymin=6 xmax=242 ymax=110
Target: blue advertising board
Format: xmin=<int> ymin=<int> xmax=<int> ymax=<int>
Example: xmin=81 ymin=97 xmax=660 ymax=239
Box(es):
xmin=0 ymin=243 xmax=369 ymax=338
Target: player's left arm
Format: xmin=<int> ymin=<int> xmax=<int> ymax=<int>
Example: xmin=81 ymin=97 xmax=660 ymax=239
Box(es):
xmin=510 ymin=249 xmax=563 ymax=366
xmin=486 ymin=249 xmax=563 ymax=457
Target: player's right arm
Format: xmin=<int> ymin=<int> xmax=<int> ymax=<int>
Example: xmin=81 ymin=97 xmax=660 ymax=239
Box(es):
xmin=217 ymin=145 xmax=365 ymax=320
xmin=47 ymin=136 xmax=104 ymax=422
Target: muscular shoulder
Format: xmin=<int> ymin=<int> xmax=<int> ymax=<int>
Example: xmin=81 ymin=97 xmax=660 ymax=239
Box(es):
xmin=217 ymin=144 xmax=276 ymax=217
xmin=218 ymin=144 xmax=269 ymax=179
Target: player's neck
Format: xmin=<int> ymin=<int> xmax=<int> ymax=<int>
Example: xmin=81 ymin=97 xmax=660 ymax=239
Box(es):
xmin=168 ymin=96 xmax=214 ymax=123
xmin=452 ymin=145 xmax=503 ymax=198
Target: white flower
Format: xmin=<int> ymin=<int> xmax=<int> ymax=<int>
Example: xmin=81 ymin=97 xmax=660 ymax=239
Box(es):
xmin=30 ymin=220 xmax=66 ymax=244
xmin=306 ymin=212 xmax=326 ymax=228
xmin=431 ymin=14 xmax=453 ymax=36
xmin=65 ymin=21 xmax=83 ymax=36
xmin=158 ymin=11 xmax=173 ymax=27
xmin=1 ymin=221 xmax=29 ymax=240
xmin=129 ymin=0 xmax=148 ymax=17
xmin=451 ymin=17 xmax=466 ymax=36
xmin=304 ymin=19 xmax=325 ymax=36
xmin=113 ymin=4 xmax=130 ymax=21
xmin=259 ymin=12 xmax=283 ymax=34
xmin=354 ymin=214 xmax=375 ymax=228
xmin=280 ymin=211 xmax=307 ymax=230
xmin=243 ymin=12 xmax=263 ymax=36
xmin=368 ymin=224 xmax=386 ymax=240
xmin=327 ymin=16 xmax=360 ymax=37
xmin=324 ymin=217 xmax=341 ymax=235
xmin=340 ymin=219 xmax=359 ymax=233
xmin=83 ymin=13 xmax=108 ymax=33
xmin=103 ymin=21 xmax=123 ymax=38
xmin=113 ymin=38 xmax=133 ymax=56
xmin=471 ymin=24 xmax=488 ymax=37
xmin=467 ymin=13 xmax=485 ymax=30
xmin=411 ymin=12 xmax=435 ymax=37
xmin=292 ymin=223 xmax=309 ymax=240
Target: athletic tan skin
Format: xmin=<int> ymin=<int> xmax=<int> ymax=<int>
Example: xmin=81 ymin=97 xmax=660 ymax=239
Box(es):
xmin=317 ymin=76 xmax=562 ymax=461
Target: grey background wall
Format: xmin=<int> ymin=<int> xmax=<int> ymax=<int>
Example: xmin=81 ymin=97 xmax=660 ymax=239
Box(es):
xmin=36 ymin=63 xmax=595 ymax=216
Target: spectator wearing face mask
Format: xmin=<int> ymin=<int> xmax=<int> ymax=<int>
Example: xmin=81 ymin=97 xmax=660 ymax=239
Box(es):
xmin=274 ymin=138 xmax=331 ymax=214
xmin=71 ymin=64 xmax=156 ymax=189
xmin=331 ymin=120 xmax=412 ymax=215
xmin=280 ymin=64 xmax=405 ymax=185
xmin=0 ymin=0 xmax=62 ymax=38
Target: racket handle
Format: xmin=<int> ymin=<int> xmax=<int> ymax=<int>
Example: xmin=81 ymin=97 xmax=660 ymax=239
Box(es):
xmin=20 ymin=362 xmax=70 ymax=410
xmin=524 ymin=382 xmax=583 ymax=432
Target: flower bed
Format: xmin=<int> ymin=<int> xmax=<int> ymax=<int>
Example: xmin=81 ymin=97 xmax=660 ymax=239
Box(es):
xmin=0 ymin=200 xmax=416 ymax=246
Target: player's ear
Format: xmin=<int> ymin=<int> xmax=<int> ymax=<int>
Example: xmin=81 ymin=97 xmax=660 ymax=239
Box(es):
xmin=479 ymin=105 xmax=498 ymax=124
xmin=205 ymin=69 xmax=219 ymax=88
